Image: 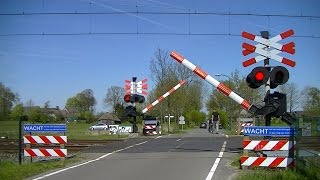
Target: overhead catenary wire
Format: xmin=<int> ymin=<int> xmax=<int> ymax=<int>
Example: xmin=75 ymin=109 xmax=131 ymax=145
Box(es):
xmin=0 ymin=32 xmax=319 ymax=38
xmin=1 ymin=11 xmax=320 ymax=19
xmin=1 ymin=1 xmax=320 ymax=38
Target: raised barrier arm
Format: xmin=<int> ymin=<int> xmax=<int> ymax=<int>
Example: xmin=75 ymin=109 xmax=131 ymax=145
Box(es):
xmin=170 ymin=51 xmax=259 ymax=114
xmin=142 ymin=80 xmax=186 ymax=114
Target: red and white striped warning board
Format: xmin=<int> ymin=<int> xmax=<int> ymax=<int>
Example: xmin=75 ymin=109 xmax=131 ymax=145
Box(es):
xmin=241 ymin=123 xmax=253 ymax=127
xmin=243 ymin=140 xmax=295 ymax=151
xmin=24 ymin=135 xmax=67 ymax=144
xmin=24 ymin=148 xmax=67 ymax=157
xmin=144 ymin=125 xmax=156 ymax=129
xmin=240 ymin=156 xmax=294 ymax=168
xmin=240 ymin=123 xmax=253 ymax=134
xmin=242 ymin=29 xmax=296 ymax=67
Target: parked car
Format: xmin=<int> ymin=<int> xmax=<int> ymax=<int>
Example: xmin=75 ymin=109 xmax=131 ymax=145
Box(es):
xmin=89 ymin=123 xmax=108 ymax=130
xmin=199 ymin=122 xmax=207 ymax=129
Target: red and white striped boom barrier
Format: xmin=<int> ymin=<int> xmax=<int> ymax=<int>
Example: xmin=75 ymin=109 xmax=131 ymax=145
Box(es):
xmin=142 ymin=80 xmax=186 ymax=114
xmin=24 ymin=135 xmax=67 ymax=157
xmin=170 ymin=51 xmax=252 ymax=111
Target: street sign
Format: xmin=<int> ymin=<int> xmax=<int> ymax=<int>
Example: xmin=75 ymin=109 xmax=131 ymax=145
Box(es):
xmin=179 ymin=116 xmax=185 ymax=121
xmin=179 ymin=120 xmax=185 ymax=125
xmin=23 ymin=124 xmax=66 ymax=133
xmin=243 ymin=126 xmax=294 ymax=136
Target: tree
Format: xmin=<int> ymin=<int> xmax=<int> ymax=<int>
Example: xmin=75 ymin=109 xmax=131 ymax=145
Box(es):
xmin=103 ymin=86 xmax=125 ymax=113
xmin=278 ymin=82 xmax=301 ymax=112
xmin=29 ymin=107 xmax=47 ymax=122
xmin=0 ymin=82 xmax=19 ymax=121
xmin=65 ymin=89 xmax=97 ymax=113
xmin=302 ymin=87 xmax=320 ymax=116
xmin=185 ymin=109 xmax=206 ymax=126
xmin=25 ymin=99 xmax=35 ymax=107
xmin=10 ymin=104 xmax=24 ymax=121
xmin=44 ymin=101 xmax=50 ymax=109
xmin=148 ymin=48 xmax=204 ymax=123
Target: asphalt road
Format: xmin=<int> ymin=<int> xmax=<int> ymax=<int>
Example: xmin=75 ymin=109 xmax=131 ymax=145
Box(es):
xmin=29 ymin=128 xmax=243 ymax=180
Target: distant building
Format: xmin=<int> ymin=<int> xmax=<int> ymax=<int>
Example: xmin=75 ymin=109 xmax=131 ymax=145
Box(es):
xmin=98 ymin=112 xmax=121 ymax=125
xmin=23 ymin=106 xmax=79 ymax=122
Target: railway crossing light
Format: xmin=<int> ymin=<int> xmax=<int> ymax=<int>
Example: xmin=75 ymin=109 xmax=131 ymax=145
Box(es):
xmin=123 ymin=94 xmax=145 ymax=103
xmin=269 ymin=66 xmax=289 ymax=89
xmin=246 ymin=66 xmax=289 ymax=89
xmin=246 ymin=66 xmax=269 ymax=89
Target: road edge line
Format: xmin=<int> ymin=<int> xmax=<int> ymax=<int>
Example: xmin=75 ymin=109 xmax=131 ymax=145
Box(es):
xmin=205 ymin=141 xmax=227 ymax=180
xmin=32 ymin=141 xmax=148 ymax=180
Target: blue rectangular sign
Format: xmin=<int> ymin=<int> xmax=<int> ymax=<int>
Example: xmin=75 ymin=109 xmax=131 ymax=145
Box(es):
xmin=243 ymin=126 xmax=294 ymax=136
xmin=23 ymin=124 xmax=66 ymax=132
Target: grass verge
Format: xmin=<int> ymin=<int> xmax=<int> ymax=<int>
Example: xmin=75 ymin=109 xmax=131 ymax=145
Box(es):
xmin=0 ymin=157 xmax=80 ymax=180
xmin=231 ymin=155 xmax=320 ymax=180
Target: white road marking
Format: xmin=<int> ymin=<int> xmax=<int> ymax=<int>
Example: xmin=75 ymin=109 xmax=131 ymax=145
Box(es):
xmin=205 ymin=141 xmax=227 ymax=180
xmin=176 ymin=138 xmax=182 ymax=142
xmin=155 ymin=136 xmax=162 ymax=139
xmin=32 ymin=141 xmax=148 ymax=180
xmin=226 ymin=135 xmax=229 ymax=138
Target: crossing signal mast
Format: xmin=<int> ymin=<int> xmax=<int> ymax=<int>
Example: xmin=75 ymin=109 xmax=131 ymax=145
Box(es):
xmin=124 ymin=77 xmax=147 ymax=133
xmin=242 ymin=29 xmax=296 ymax=125
xmin=123 ymin=77 xmax=186 ymax=133
xmin=170 ymin=30 xmax=296 ymax=125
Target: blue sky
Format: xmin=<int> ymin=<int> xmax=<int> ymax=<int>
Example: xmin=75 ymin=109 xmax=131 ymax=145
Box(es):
xmin=1 ymin=0 xmax=320 ymax=112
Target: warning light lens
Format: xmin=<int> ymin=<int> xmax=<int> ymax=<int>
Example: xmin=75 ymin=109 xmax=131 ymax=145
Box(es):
xmin=255 ymin=71 xmax=264 ymax=81
xmin=124 ymin=94 xmax=131 ymax=102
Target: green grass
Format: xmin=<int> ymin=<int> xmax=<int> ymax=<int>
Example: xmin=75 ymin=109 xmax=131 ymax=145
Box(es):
xmin=0 ymin=121 xmax=19 ymax=139
xmin=0 ymin=158 xmax=80 ymax=180
xmin=0 ymin=121 xmax=129 ymax=140
xmin=231 ymin=155 xmax=320 ymax=180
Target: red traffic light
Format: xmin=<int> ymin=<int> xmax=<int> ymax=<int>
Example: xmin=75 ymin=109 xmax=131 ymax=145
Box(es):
xmin=246 ymin=67 xmax=269 ymax=89
xmin=124 ymin=94 xmax=145 ymax=103
xmin=255 ymin=71 xmax=265 ymax=81
xmin=124 ymin=94 xmax=131 ymax=103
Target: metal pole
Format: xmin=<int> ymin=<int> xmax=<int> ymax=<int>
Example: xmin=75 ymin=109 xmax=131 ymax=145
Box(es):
xmin=18 ymin=117 xmax=22 ymax=165
xmin=168 ymin=113 xmax=171 ymax=133
xmin=261 ymin=31 xmax=271 ymax=139
xmin=227 ymin=78 xmax=232 ymax=131
xmin=132 ymin=77 xmax=138 ymax=133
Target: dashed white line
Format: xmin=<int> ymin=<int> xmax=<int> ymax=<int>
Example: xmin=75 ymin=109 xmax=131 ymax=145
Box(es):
xmin=32 ymin=141 xmax=148 ymax=180
xmin=205 ymin=141 xmax=227 ymax=180
xmin=176 ymin=138 xmax=182 ymax=142
xmin=155 ymin=136 xmax=162 ymax=139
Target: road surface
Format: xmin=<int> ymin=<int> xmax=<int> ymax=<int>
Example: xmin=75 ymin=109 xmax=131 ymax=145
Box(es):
xmin=29 ymin=128 xmax=243 ymax=180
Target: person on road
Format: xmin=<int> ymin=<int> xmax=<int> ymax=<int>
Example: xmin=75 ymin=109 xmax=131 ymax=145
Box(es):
xmin=212 ymin=110 xmax=220 ymax=134
xmin=208 ymin=119 xmax=213 ymax=133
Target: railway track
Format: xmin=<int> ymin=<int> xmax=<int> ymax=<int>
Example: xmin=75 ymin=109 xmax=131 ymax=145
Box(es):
xmin=0 ymin=139 xmax=116 ymax=154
